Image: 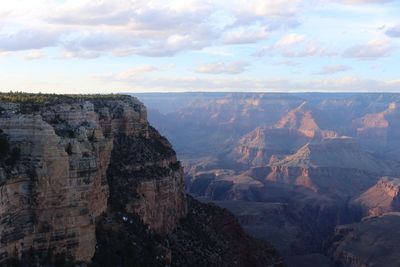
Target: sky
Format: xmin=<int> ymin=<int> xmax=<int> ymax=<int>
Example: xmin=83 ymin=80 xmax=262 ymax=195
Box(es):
xmin=0 ymin=0 xmax=399 ymax=94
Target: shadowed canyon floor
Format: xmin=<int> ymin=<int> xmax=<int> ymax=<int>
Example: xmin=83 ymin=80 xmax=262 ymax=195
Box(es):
xmin=138 ymin=92 xmax=400 ymax=267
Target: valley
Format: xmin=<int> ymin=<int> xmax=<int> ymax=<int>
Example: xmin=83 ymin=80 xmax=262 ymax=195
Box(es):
xmin=138 ymin=92 xmax=400 ymax=267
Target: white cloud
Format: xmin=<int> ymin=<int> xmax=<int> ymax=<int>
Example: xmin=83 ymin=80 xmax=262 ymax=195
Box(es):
xmin=317 ymin=64 xmax=350 ymax=75
xmin=223 ymin=28 xmax=268 ymax=44
xmin=275 ymin=33 xmax=305 ymax=47
xmin=116 ymin=65 xmax=159 ymax=79
xmin=94 ymin=64 xmax=159 ymax=81
xmin=336 ymin=0 xmax=393 ymax=5
xmin=24 ymin=50 xmax=44 ymax=60
xmin=255 ymin=34 xmax=335 ymax=58
xmin=272 ymin=60 xmax=299 ymax=66
xmin=0 ymin=0 xmax=315 ymax=57
xmin=195 ymin=61 xmax=250 ymax=74
xmin=94 ymin=68 xmax=400 ymax=92
xmin=343 ymin=39 xmax=393 ymax=59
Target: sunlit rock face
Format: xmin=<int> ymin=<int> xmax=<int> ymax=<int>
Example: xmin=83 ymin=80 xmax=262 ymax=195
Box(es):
xmin=0 ymin=96 xmax=187 ymax=263
xmin=352 ymin=177 xmax=400 ymax=217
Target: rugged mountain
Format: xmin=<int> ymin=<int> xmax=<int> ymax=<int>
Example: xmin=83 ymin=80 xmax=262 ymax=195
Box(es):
xmin=228 ymin=103 xmax=337 ymax=168
xmin=143 ymin=93 xmax=306 ymax=157
xmin=184 ymin=136 xmax=393 ymax=266
xmin=266 ymin=137 xmax=388 ymax=197
xmin=229 ymin=127 xmax=311 ymax=167
xmin=353 ymin=102 xmax=400 ymax=155
xmin=274 ymin=102 xmax=336 ymax=139
xmin=329 ymin=213 xmax=400 ymax=267
xmin=352 ymin=177 xmax=400 ymax=217
xmin=0 ymin=93 xmax=283 ymax=266
xmin=136 ymin=93 xmax=400 ymax=267
xmin=272 ymin=137 xmax=379 ymax=171
xmin=139 ymin=93 xmax=400 ymax=160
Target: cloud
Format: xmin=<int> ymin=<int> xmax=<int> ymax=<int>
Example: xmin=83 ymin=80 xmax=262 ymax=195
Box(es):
xmin=0 ymin=29 xmax=59 ymax=51
xmin=135 ymin=34 xmax=210 ymax=57
xmin=94 ymin=67 xmax=400 ymax=92
xmin=255 ymin=33 xmax=335 ymax=58
xmin=223 ymin=28 xmax=268 ymax=44
xmin=0 ymin=0 xmax=332 ymax=58
xmin=317 ymin=64 xmax=350 ymax=75
xmin=24 ymin=50 xmax=44 ymax=60
xmin=336 ymin=0 xmax=393 ymax=4
xmin=230 ymin=0 xmax=307 ymax=29
xmin=0 ymin=0 xmax=219 ymax=57
xmin=386 ymin=25 xmax=400 ymax=38
xmin=275 ymin=33 xmax=305 ymax=47
xmin=94 ymin=64 xmax=159 ymax=81
xmin=342 ymin=39 xmax=393 ymax=59
xmin=272 ymin=60 xmax=299 ymax=66
xmin=195 ymin=61 xmax=250 ymax=74
xmin=116 ymin=65 xmax=159 ymax=79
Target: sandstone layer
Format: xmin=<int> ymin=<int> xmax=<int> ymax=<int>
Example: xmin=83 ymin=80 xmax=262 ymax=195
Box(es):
xmin=0 ymin=95 xmax=186 ymax=263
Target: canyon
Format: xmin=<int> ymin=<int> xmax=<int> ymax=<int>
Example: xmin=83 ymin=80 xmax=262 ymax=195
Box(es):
xmin=139 ymin=92 xmax=400 ymax=267
xmin=0 ymin=93 xmax=283 ymax=266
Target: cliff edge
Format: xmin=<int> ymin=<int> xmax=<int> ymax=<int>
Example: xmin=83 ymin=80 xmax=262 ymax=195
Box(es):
xmin=0 ymin=93 xmax=283 ymax=266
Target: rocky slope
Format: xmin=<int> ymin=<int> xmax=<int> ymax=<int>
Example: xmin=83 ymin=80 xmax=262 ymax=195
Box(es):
xmin=230 ymin=127 xmax=311 ymax=167
xmin=329 ymin=213 xmax=400 ymax=267
xmin=0 ymin=93 xmax=283 ymax=266
xmin=352 ymin=176 xmax=400 ymax=217
xmin=138 ymin=93 xmax=400 ymax=267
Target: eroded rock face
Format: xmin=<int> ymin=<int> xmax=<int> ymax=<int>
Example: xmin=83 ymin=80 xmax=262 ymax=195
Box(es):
xmin=106 ymin=126 xmax=187 ymax=234
xmin=0 ymin=97 xmax=186 ymax=263
xmin=329 ymin=213 xmax=400 ymax=267
xmin=353 ymin=177 xmax=400 ymax=217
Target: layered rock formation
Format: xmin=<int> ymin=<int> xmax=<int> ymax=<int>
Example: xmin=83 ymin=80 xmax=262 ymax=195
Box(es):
xmin=352 ymin=176 xmax=400 ymax=217
xmin=231 ymin=127 xmax=311 ymax=167
xmin=329 ymin=213 xmax=400 ymax=267
xmin=0 ymin=94 xmax=283 ymax=266
xmin=0 ymin=95 xmax=186 ymax=263
xmin=274 ymin=102 xmax=335 ymax=139
xmin=353 ymin=102 xmax=400 ymax=152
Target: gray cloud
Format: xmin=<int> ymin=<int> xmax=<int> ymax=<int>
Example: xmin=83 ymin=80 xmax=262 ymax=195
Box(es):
xmin=0 ymin=0 xmax=320 ymax=58
xmin=254 ymin=34 xmax=335 ymax=58
xmin=386 ymin=25 xmax=400 ymax=38
xmin=342 ymin=40 xmax=393 ymax=59
xmin=0 ymin=29 xmax=59 ymax=51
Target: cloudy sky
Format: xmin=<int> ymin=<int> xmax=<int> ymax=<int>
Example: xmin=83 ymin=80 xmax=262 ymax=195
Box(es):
xmin=0 ymin=0 xmax=399 ymax=93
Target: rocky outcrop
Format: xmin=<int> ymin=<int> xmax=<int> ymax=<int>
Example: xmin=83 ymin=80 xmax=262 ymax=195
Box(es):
xmin=0 ymin=95 xmax=186 ymax=263
xmin=329 ymin=213 xmax=400 ymax=267
xmin=169 ymin=196 xmax=285 ymax=267
xmin=91 ymin=195 xmax=285 ymax=267
xmin=353 ymin=177 xmax=400 ymax=217
xmin=0 ymin=94 xmax=283 ymax=266
xmin=230 ymin=127 xmax=311 ymax=167
xmin=353 ymin=102 xmax=400 ymax=152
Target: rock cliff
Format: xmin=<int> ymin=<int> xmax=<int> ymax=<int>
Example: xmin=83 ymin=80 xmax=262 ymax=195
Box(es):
xmin=329 ymin=213 xmax=400 ymax=267
xmin=0 ymin=93 xmax=282 ymax=266
xmin=353 ymin=176 xmax=400 ymax=217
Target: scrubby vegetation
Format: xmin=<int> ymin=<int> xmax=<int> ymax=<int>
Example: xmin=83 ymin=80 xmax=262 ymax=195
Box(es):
xmin=0 ymin=92 xmax=130 ymax=105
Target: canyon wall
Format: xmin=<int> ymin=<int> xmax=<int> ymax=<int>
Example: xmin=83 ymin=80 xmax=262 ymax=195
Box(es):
xmin=0 ymin=96 xmax=186 ymax=263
